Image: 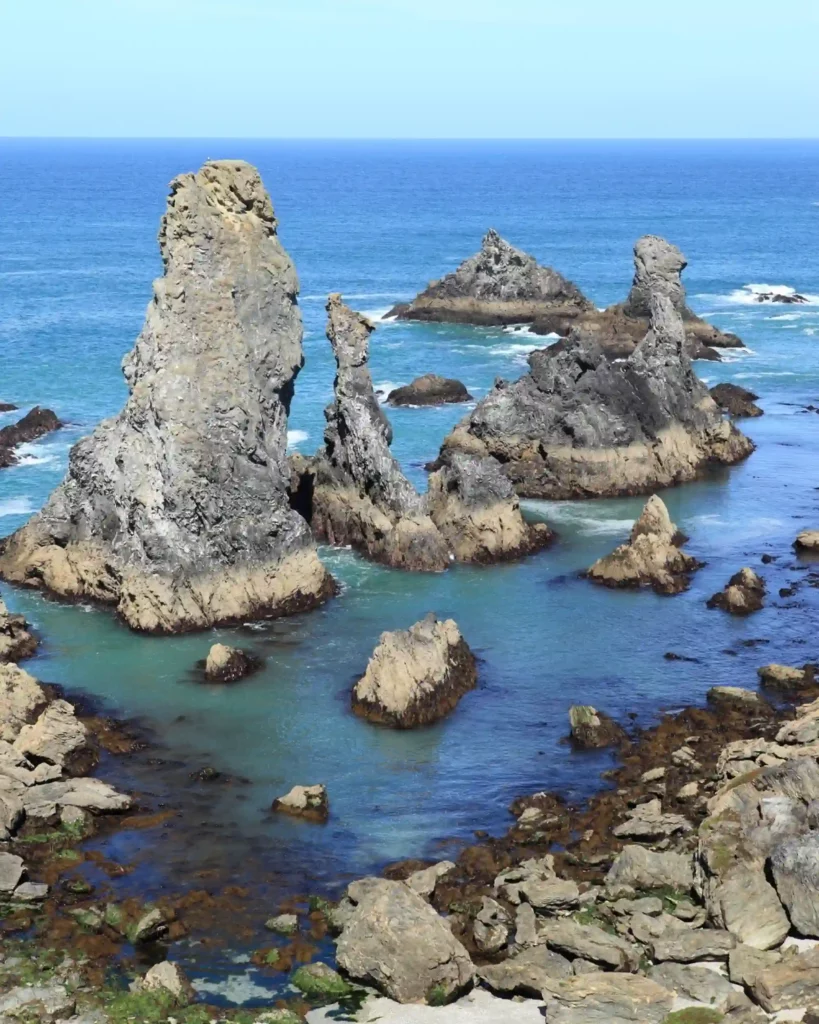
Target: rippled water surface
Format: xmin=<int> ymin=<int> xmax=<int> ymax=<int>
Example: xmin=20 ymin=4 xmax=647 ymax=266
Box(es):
xmin=1 ymin=140 xmax=818 ymax=998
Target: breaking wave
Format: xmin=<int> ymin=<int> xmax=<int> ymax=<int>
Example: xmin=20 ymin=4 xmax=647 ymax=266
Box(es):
xmin=0 ymin=497 xmax=34 ymax=517
xmin=722 ymin=284 xmax=819 ymax=306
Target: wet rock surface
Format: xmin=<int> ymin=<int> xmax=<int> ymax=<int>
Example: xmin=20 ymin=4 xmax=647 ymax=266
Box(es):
xmin=0 ymin=160 xmax=333 ymax=633
xmin=0 ymin=406 xmax=62 ymax=469
xmin=711 ymin=382 xmax=764 ymax=417
xmin=387 ymin=374 xmax=473 ymax=406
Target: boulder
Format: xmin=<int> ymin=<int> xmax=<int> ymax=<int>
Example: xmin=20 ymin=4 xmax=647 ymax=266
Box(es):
xmin=0 ymin=851 xmax=25 ymax=893
xmin=517 ymin=877 xmax=580 ymax=914
xmin=0 ymin=161 xmax=332 ymax=632
xmin=567 ymin=705 xmax=627 ymax=749
xmin=292 ymin=296 xmax=450 ymax=571
xmin=539 ymin=971 xmax=674 ymax=1024
xmin=272 ymin=783 xmax=328 ymax=822
xmin=13 ymin=699 xmax=88 ymax=767
xmin=426 ymin=450 xmax=554 ymax=563
xmin=0 ymin=597 xmax=37 ymax=662
xmin=437 ymin=290 xmax=752 ymax=500
xmin=795 ymin=529 xmax=819 ymax=552
xmin=0 ymin=790 xmax=24 ymax=839
xmin=335 ymin=879 xmax=475 ymax=1003
xmin=406 ymin=860 xmax=456 ymax=899
xmin=707 ymin=568 xmax=765 ymax=615
xmin=611 ymin=798 xmax=693 ymax=840
xmin=479 ymin=944 xmax=572 ymax=996
xmin=387 ymin=375 xmax=473 ymax=407
xmin=770 ymin=832 xmax=819 ymax=937
xmin=0 ymin=984 xmax=74 ymax=1022
xmin=386 ymin=229 xmax=592 ymax=326
xmin=24 ymin=776 xmax=132 ymax=814
xmin=265 ymin=912 xmax=298 ymax=935
xmin=605 ymin=846 xmax=694 ymax=895
xmin=707 ymin=686 xmax=764 ymax=707
xmin=729 ymin=945 xmax=783 ymax=989
xmin=352 ymin=614 xmax=477 ymax=728
xmin=139 ymin=961 xmax=195 ymax=1005
xmin=751 ymin=946 xmax=819 ymax=1012
xmin=472 ymin=896 xmax=512 ymax=954
xmin=650 ymin=928 xmax=737 ymax=962
xmin=0 ymin=406 xmax=62 ymax=470
xmin=0 ymin=662 xmax=47 ymax=742
xmin=292 ymin=962 xmax=352 ymax=1001
xmin=710 ymin=382 xmax=763 ymax=418
xmin=587 ymin=495 xmax=701 ymax=594
xmin=541 ymin=919 xmax=640 ymax=971
xmin=647 ymin=962 xmax=750 ymax=1012
xmin=758 ymin=663 xmax=815 ymax=691
xmin=204 ymin=643 xmax=258 ymax=683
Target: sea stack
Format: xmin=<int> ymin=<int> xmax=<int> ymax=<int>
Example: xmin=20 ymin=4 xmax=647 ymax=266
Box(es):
xmin=0 ymin=161 xmax=333 ymax=633
xmin=293 ymin=295 xmax=451 ymax=571
xmin=386 ymin=229 xmax=593 ymax=326
xmin=437 ymin=289 xmax=754 ymax=500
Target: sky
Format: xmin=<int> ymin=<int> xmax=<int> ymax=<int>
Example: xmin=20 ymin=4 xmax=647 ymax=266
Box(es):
xmin=1 ymin=0 xmax=818 ymax=138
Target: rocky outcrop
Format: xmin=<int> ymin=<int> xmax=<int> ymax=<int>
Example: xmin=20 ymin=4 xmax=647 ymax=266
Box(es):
xmin=426 ymin=450 xmax=553 ymax=563
xmin=769 ymin=832 xmax=819 ymax=937
xmin=531 ymin=236 xmax=744 ymax=360
xmin=710 ymin=382 xmax=763 ymax=418
xmin=707 ymin=567 xmax=765 ymax=615
xmin=0 ymin=161 xmax=332 ymax=633
xmin=352 ymin=614 xmax=477 ymax=728
xmin=203 ymin=643 xmax=258 ymax=683
xmin=0 ymin=407 xmax=62 ymax=469
xmin=387 ymin=374 xmax=473 ymax=407
xmin=386 ymin=229 xmax=592 ymax=326
xmin=272 ymin=783 xmax=328 ymax=822
xmin=0 ymin=597 xmax=37 ymax=662
xmin=587 ymin=495 xmax=701 ymax=594
xmin=335 ymin=879 xmax=475 ymax=1003
xmin=438 ymin=290 xmax=753 ymax=500
xmin=568 ymin=705 xmax=627 ymax=749
xmin=293 ymin=296 xmax=450 ymax=572
xmin=758 ymin=663 xmax=816 ymax=691
xmin=795 ymin=529 xmax=819 ymax=552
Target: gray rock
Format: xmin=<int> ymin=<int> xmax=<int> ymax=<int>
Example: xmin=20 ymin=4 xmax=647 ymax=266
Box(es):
xmin=605 ymin=845 xmax=694 ymax=895
xmin=0 ymin=663 xmax=47 ymax=743
xmin=387 ymin=229 xmax=592 ymax=326
xmin=472 ymin=896 xmax=511 ymax=955
xmin=567 ymin=705 xmax=627 ymax=749
xmin=13 ymin=700 xmax=88 ymax=767
xmin=612 ymin=798 xmax=693 ymax=840
xmin=770 ymin=831 xmax=819 ymax=937
xmin=335 ymin=880 xmax=475 ymax=1003
xmin=542 ymin=919 xmax=640 ymax=971
xmin=0 ymin=789 xmax=24 ymax=839
xmin=0 ymin=852 xmax=25 ymax=893
xmin=647 ymin=962 xmax=749 ymax=1012
xmin=23 ymin=777 xmax=131 ymax=815
xmin=296 ymin=295 xmax=450 ymax=571
xmin=513 ymin=902 xmax=538 ymax=949
xmin=139 ymin=961 xmax=194 ymax=1004
xmin=0 ymin=160 xmax=332 ymax=633
xmin=651 ymin=928 xmax=737 ymax=962
xmin=518 ymin=877 xmax=580 ymax=914
xmin=710 ymin=382 xmax=763 ymax=418
xmin=265 ymin=913 xmax=298 ymax=935
xmin=623 ymin=235 xmax=689 ymax=318
xmin=406 ymin=860 xmax=456 ymax=898
xmin=352 ymin=615 xmax=477 ymax=729
xmin=386 ymin=374 xmax=473 ymax=407
xmin=540 ymin=971 xmax=674 ymax=1024
xmin=0 ymin=597 xmax=37 ymax=663
xmin=728 ymin=945 xmax=782 ymax=988
xmin=438 ymin=290 xmax=752 ymax=500
xmin=479 ymin=944 xmax=572 ymax=996
xmin=751 ymin=945 xmax=819 ymax=1012
xmin=0 ymin=984 xmax=74 ymax=1022
xmin=13 ymin=881 xmax=49 ymax=901
xmin=707 ymin=685 xmax=763 ymax=707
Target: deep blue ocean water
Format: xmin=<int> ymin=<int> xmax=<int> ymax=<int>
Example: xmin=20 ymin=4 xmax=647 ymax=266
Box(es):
xmin=1 ymin=140 xmax=819 ymax=1000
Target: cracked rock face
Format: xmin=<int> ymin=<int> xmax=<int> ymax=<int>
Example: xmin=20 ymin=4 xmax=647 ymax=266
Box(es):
xmin=439 ymin=292 xmax=753 ymax=499
xmin=0 ymin=160 xmax=332 ymax=633
xmin=386 ymin=229 xmax=592 ymax=326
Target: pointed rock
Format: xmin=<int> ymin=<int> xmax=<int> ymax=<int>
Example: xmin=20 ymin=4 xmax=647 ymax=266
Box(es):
xmin=707 ymin=567 xmax=765 ymax=615
xmin=439 ymin=292 xmax=753 ymax=499
xmin=387 ymin=229 xmax=591 ymax=326
xmin=293 ymin=295 xmax=451 ymax=571
xmin=587 ymin=495 xmax=701 ymax=594
xmin=0 ymin=597 xmax=37 ymax=663
xmin=0 ymin=161 xmax=332 ymax=632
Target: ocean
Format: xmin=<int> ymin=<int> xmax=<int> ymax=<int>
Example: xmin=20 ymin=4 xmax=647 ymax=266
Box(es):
xmin=1 ymin=139 xmax=818 ymax=1000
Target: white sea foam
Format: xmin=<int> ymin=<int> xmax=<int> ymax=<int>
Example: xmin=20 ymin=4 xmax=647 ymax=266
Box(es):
xmin=502 ymin=325 xmax=559 ymax=342
xmin=768 ymin=312 xmax=808 ymax=321
xmin=523 ymin=501 xmax=634 ymax=536
xmin=718 ymin=345 xmax=756 ymax=363
xmin=192 ymin=972 xmax=273 ymax=1004
xmin=734 ymin=371 xmax=796 ymax=379
xmin=0 ymin=497 xmax=34 ymax=517
xmin=373 ymin=381 xmax=403 ymax=403
xmin=13 ymin=442 xmax=60 ymax=467
xmin=286 ymin=429 xmax=309 ymax=448
xmin=361 ymin=307 xmax=395 ymax=324
xmin=722 ymin=283 xmax=819 ymax=306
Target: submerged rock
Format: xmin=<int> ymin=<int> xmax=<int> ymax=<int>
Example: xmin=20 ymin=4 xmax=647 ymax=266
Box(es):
xmin=426 ymin=450 xmax=553 ymax=563
xmin=0 ymin=406 xmax=62 ymax=469
xmin=272 ymin=783 xmax=329 ymax=822
xmin=0 ymin=597 xmax=37 ymax=663
xmin=707 ymin=567 xmax=765 ymax=615
xmin=587 ymin=495 xmax=701 ymax=594
xmin=294 ymin=295 xmax=450 ymax=571
xmin=204 ymin=643 xmax=258 ymax=683
xmin=437 ymin=290 xmax=753 ymax=500
xmin=387 ymin=228 xmax=592 ymax=326
xmin=568 ymin=705 xmax=627 ymax=749
xmin=335 ymin=879 xmax=475 ymax=1003
xmin=710 ymin=382 xmax=763 ymax=418
xmin=0 ymin=160 xmax=333 ymax=633
xmin=352 ymin=614 xmax=477 ymax=728
xmin=387 ymin=374 xmax=473 ymax=406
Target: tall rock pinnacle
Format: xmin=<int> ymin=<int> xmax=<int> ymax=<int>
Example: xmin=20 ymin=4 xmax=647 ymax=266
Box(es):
xmin=0 ymin=160 xmax=333 ymax=632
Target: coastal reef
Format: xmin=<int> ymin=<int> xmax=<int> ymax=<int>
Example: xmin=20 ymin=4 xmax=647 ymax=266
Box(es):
xmin=0 ymin=161 xmax=333 ymax=633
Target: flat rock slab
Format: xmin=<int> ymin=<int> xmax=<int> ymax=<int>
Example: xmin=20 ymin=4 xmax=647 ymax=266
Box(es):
xmin=306 ymin=989 xmax=545 ymax=1023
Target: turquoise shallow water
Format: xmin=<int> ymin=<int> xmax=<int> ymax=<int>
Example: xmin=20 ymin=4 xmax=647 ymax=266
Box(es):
xmin=1 ymin=140 xmax=819 ymax=998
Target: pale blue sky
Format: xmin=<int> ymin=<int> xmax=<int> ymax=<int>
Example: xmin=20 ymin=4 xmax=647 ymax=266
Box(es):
xmin=2 ymin=0 xmax=818 ymax=138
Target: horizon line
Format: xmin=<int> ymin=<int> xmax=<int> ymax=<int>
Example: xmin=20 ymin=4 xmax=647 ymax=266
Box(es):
xmin=2 ymin=135 xmax=819 ymax=143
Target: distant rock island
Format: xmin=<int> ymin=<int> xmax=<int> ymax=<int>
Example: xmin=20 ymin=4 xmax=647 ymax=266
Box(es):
xmin=0 ymin=161 xmax=333 ymax=633
xmin=388 ymin=231 xmax=743 ymax=360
